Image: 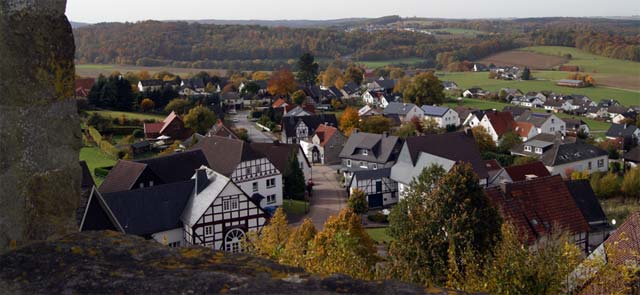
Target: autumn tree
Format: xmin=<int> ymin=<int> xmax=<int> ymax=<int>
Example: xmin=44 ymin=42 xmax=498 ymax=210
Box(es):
xmin=140 ymin=98 xmax=155 ymax=112
xmin=403 ymin=72 xmax=445 ymax=105
xmin=471 ymin=126 xmax=496 ymax=153
xmin=347 ymin=189 xmax=368 ymax=215
xmin=320 ymin=65 xmax=344 ymax=89
xmin=247 ymin=208 xmax=291 ymax=261
xmin=164 ymin=98 xmax=191 ymax=115
xmin=387 ymin=164 xmax=502 ymax=285
xmin=138 ymin=70 xmax=151 ymax=80
xmin=281 ymin=218 xmax=317 ymax=267
xmin=389 ymin=67 xmax=405 ymax=79
xmin=183 ymin=105 xmax=216 ymax=134
xmin=339 ymin=107 xmax=360 ymax=136
xmin=360 ymin=116 xmax=393 ymax=134
xmin=268 ymin=68 xmax=297 ymax=97
xmin=393 ymin=76 xmax=411 ymax=94
xmin=291 ymin=90 xmax=306 ymax=106
xmin=497 ymin=131 xmax=522 ymax=153
xmin=344 ymin=64 xmax=364 ymax=85
xmin=394 ymin=123 xmax=417 ymax=138
xmin=305 ymin=208 xmax=379 ymax=280
xmin=621 ymin=167 xmax=640 ymax=200
xmin=251 ymin=71 xmax=271 ymax=81
xmin=591 ymin=172 xmax=621 ymax=198
xmin=296 ymin=53 xmax=319 ymax=86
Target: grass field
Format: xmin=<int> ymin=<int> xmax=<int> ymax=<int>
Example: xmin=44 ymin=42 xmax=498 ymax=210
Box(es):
xmin=283 ymin=199 xmax=308 ymax=215
xmin=431 ymin=28 xmax=487 ymax=36
xmin=478 ymin=51 xmax=568 ymax=70
xmin=445 ymin=98 xmax=611 ymax=132
xmin=88 ymin=110 xmax=164 ymax=122
xmin=519 ymin=46 xmax=640 ymax=77
xmin=438 ymin=71 xmax=640 ymax=107
xmin=357 ymin=58 xmax=425 ymax=69
xmin=366 ymin=228 xmax=394 ymax=244
xmin=76 ymin=64 xmax=227 ymax=78
xmin=80 ymin=147 xmax=117 ymax=186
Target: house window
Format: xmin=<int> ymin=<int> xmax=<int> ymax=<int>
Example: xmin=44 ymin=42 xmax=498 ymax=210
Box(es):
xmin=139 ymin=183 xmax=145 ymax=188
xmin=255 ymin=165 xmax=261 ymax=174
xmin=360 ymin=162 xmax=367 ymax=168
xmin=266 ymin=178 xmax=276 ymax=188
xmin=245 ymin=167 xmax=251 ymax=175
xmin=347 ymin=159 xmax=351 ymax=167
xmin=169 ymin=241 xmax=181 ymax=248
xmin=204 ymin=225 xmax=213 ymax=236
xmin=252 ymin=182 xmax=258 ymax=192
xmin=551 ymin=119 xmax=555 ymax=123
xmin=224 ymin=228 xmax=245 ymax=254
xmin=149 ymin=181 xmax=154 ymax=187
xmin=550 ymin=127 xmax=555 ymax=132
xmin=535 ymin=147 xmax=543 ymax=154
xmin=525 ymin=146 xmax=532 ymax=152
xmin=373 ymin=163 xmax=378 ymax=170
xmin=362 ymin=149 xmax=368 ymax=156
xmin=598 ymin=159 xmax=605 ymax=168
xmin=223 ymin=198 xmax=239 ymax=212
xmin=588 ymin=162 xmax=592 ymax=170
xmin=267 ymin=194 xmax=276 ymax=204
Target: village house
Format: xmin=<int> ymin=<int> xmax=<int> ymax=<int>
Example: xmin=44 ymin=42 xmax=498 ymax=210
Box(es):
xmin=473 ymin=63 xmax=488 ymax=72
xmin=206 ymin=119 xmax=240 ymax=140
xmin=500 ymin=88 xmax=524 ymax=101
xmin=611 ymin=110 xmax=637 ymax=124
xmin=605 ymin=123 xmax=640 ymax=147
xmin=623 ymin=146 xmax=640 ymax=167
xmin=510 ymin=95 xmax=545 ymax=108
xmin=143 ymin=111 xmax=193 ymax=140
xmin=557 ymin=79 xmax=586 ymax=88
xmin=300 ymin=124 xmax=347 ymax=165
xmin=421 ymin=105 xmax=460 ymax=128
xmin=358 ymin=105 xmax=382 ymax=117
xmin=281 ymin=114 xmax=338 ymax=144
xmin=390 ymin=131 xmax=488 ymax=198
xmin=486 ymin=161 xmax=552 ymax=187
xmin=362 ymin=90 xmax=397 ymax=108
xmin=367 ymin=78 xmax=397 ymax=94
xmin=138 ymin=79 xmax=163 ymax=92
xmin=271 ymin=98 xmax=289 ymax=110
xmin=80 ymin=167 xmax=268 ymax=253
xmin=192 ymin=136 xmax=284 ymax=209
xmin=564 ymin=118 xmax=590 ymax=135
xmin=442 ymin=81 xmax=459 ymax=91
xmin=99 ymin=149 xmax=210 ymax=194
xmin=515 ymin=111 xmax=566 ymax=136
xmin=478 ymin=111 xmax=517 ymax=144
xmin=510 ymin=134 xmax=609 ymax=177
xmin=74 ymin=77 xmax=95 ymax=98
xmin=382 ymin=102 xmax=424 ymax=123
xmin=340 ymin=131 xmax=403 ymax=208
xmin=485 ymin=175 xmax=591 ymax=253
xmin=514 ymin=121 xmax=539 ymax=141
xmin=462 ymin=87 xmax=490 ymax=98
xmin=283 ymin=105 xmax=315 ymax=117
xmin=342 ymin=82 xmax=362 ymax=98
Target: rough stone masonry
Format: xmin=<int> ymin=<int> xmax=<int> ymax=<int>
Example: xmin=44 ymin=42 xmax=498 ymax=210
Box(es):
xmin=0 ymin=0 xmax=81 ymax=253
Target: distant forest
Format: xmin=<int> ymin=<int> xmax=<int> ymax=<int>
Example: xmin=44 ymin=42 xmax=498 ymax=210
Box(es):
xmin=73 ymin=17 xmax=640 ymax=70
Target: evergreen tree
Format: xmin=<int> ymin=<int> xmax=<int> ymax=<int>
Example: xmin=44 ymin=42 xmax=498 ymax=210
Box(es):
xmin=521 ymin=67 xmax=531 ymax=80
xmin=283 ymin=156 xmax=306 ymax=200
xmin=296 ymin=53 xmax=319 ymax=85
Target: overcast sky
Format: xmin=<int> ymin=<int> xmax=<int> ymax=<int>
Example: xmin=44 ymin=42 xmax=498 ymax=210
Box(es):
xmin=66 ymin=0 xmax=639 ymax=23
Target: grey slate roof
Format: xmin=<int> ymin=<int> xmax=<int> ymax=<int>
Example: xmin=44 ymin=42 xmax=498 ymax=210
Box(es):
xmin=541 ymin=142 xmax=608 ymax=166
xmin=191 ymin=136 xmax=267 ymax=177
xmin=339 ymin=132 xmax=402 ymax=164
xmin=421 ymin=105 xmax=449 ymax=117
xmin=383 ymin=102 xmax=417 ymax=116
xmin=516 ymin=111 xmax=555 ymax=128
xmin=352 ymin=168 xmax=392 ymax=181
xmin=566 ymin=180 xmax=607 ymax=225
xmin=281 ymin=114 xmax=338 ymax=138
xmin=606 ymin=123 xmax=639 ymax=138
xmin=103 ymin=180 xmax=195 ymax=236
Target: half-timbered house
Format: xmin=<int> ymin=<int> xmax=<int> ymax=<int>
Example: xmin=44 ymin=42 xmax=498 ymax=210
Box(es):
xmin=192 ymin=136 xmax=284 ymax=209
xmin=348 ymin=168 xmax=399 ymax=208
xmin=281 ymin=114 xmax=338 ymax=144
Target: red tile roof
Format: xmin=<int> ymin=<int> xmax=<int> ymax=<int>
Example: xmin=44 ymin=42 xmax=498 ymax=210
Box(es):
xmin=486 ymin=111 xmax=516 ymax=137
xmin=75 ymin=78 xmax=95 ymax=97
xmin=515 ymin=121 xmax=535 ymax=138
xmin=314 ymin=124 xmax=339 ymax=147
xmin=302 ymin=104 xmax=316 ymax=114
xmin=143 ymin=122 xmax=164 ymax=137
xmin=484 ymin=159 xmax=502 ymax=172
xmin=272 ymin=98 xmax=287 ymax=108
xmin=485 ymin=175 xmax=589 ymax=245
xmin=504 ymin=161 xmax=551 ymax=182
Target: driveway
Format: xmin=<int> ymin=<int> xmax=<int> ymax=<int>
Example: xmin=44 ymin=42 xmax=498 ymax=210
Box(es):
xmin=232 ymin=110 xmax=275 ymax=143
xmin=293 ymin=165 xmax=347 ymax=230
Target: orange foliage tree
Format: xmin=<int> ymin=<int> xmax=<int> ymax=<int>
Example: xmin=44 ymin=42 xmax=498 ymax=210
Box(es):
xmin=339 ymin=107 xmax=360 ymax=136
xmin=268 ymin=68 xmax=297 ymax=97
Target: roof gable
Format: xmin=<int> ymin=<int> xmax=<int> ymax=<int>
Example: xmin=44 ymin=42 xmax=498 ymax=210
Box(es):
xmin=504 ymin=161 xmax=551 ymax=182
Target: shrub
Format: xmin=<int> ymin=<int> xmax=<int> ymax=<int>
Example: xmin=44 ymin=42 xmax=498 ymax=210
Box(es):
xmin=367 ymin=212 xmax=388 ymax=223
xmin=94 ymin=167 xmax=112 ymax=178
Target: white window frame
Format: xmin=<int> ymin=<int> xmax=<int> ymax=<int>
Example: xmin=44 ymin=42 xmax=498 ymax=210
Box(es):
xmin=524 ymin=146 xmax=532 ymax=152
xmin=362 ymin=149 xmax=368 ymax=156
xmin=597 ymin=159 xmax=605 ymax=168
xmin=347 ymin=159 xmax=351 ymax=167
xmin=252 ymin=182 xmax=258 ymax=192
xmin=267 ymin=194 xmax=276 ymax=204
xmin=266 ymin=178 xmax=275 ymax=188
xmin=535 ymin=147 xmax=543 ymax=154
xmin=204 ymin=225 xmax=213 ymax=236
xmin=372 ymin=163 xmax=378 ymax=170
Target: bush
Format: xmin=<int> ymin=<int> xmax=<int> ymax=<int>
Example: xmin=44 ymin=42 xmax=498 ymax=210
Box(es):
xmin=94 ymin=167 xmax=112 ymax=178
xmin=368 ymin=212 xmax=388 ymax=223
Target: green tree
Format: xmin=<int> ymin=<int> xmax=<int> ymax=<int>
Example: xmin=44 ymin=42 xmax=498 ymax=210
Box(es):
xmin=291 ymin=90 xmax=306 ymax=105
xmin=164 ymin=98 xmax=191 ymax=115
xmin=281 ymin=218 xmax=317 ymax=267
xmin=183 ymin=105 xmax=216 ymax=135
xmin=394 ymin=123 xmax=417 ymax=138
xmin=513 ymin=156 xmax=538 ymax=166
xmin=347 ymin=189 xmax=368 ymax=215
xmin=521 ymin=67 xmax=532 ymax=80
xmin=592 ymin=172 xmax=621 ymax=198
xmin=296 ymin=53 xmax=319 ymax=85
xmin=402 ymin=72 xmax=445 ymax=105
xmin=471 ymin=126 xmax=496 ymax=153
xmin=360 ymin=116 xmax=393 ymax=134
xmin=247 ymin=208 xmax=290 ymax=261
xmin=305 ymin=208 xmax=379 ymax=280
xmin=497 ymin=131 xmax=522 ymax=153
xmin=284 ymin=156 xmax=306 ymax=200
xmin=387 ymin=164 xmax=502 ymax=285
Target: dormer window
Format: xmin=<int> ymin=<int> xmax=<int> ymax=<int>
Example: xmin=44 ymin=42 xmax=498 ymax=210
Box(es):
xmin=347 ymin=159 xmax=352 ymax=167
xmin=525 ymin=146 xmax=532 ymax=152
xmin=362 ymin=149 xmax=368 ymax=156
xmin=535 ymin=147 xmax=543 ymax=154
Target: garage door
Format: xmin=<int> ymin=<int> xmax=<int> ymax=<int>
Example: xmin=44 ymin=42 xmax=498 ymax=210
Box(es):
xmin=368 ymin=194 xmax=383 ymax=208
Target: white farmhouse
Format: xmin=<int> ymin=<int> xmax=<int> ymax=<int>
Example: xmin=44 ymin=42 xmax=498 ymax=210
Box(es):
xmin=421 ymin=105 xmax=460 ymax=128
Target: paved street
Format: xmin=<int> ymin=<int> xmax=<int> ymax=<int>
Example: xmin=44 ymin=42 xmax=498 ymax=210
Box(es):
xmin=293 ymin=165 xmax=347 ymax=230
xmin=232 ymin=110 xmax=275 ymax=143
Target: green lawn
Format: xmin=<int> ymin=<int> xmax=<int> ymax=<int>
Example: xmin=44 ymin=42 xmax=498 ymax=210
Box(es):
xmin=431 ymin=28 xmax=487 ymax=36
xmin=519 ymin=46 xmax=640 ymax=76
xmin=80 ymin=147 xmax=117 ymax=186
xmin=438 ymin=71 xmax=640 ymax=107
xmin=366 ymin=228 xmax=394 ymax=244
xmin=88 ymin=110 xmax=164 ymax=122
xmin=357 ymin=58 xmax=425 ymax=69
xmin=282 ymin=199 xmax=308 ymax=215
xmin=446 ymin=98 xmax=612 ymax=132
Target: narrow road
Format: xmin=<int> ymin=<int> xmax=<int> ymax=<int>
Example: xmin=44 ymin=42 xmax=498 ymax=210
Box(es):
xmin=233 ymin=110 xmax=274 ymax=143
xmin=294 ymin=165 xmax=347 ymax=230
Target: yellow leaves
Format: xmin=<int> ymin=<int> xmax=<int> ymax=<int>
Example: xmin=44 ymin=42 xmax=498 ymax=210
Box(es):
xmin=339 ymin=107 xmax=360 ymax=136
xmin=9 ymin=239 xmax=17 ymax=250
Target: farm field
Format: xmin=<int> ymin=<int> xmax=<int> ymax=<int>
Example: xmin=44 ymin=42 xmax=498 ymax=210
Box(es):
xmin=76 ymin=64 xmax=227 ymax=78
xmin=356 ymin=57 xmax=425 ymax=68
xmin=478 ymin=51 xmax=568 ymax=70
xmin=80 ymin=147 xmax=117 ymax=186
xmin=445 ymin=98 xmax=611 ymax=132
xmin=438 ymin=71 xmax=640 ymax=107
xmin=87 ymin=110 xmax=164 ymax=122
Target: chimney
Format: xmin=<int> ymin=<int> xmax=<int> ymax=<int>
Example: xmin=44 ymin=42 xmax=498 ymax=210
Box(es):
xmin=196 ymin=168 xmax=210 ymax=194
xmin=500 ymin=182 xmax=511 ymax=197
